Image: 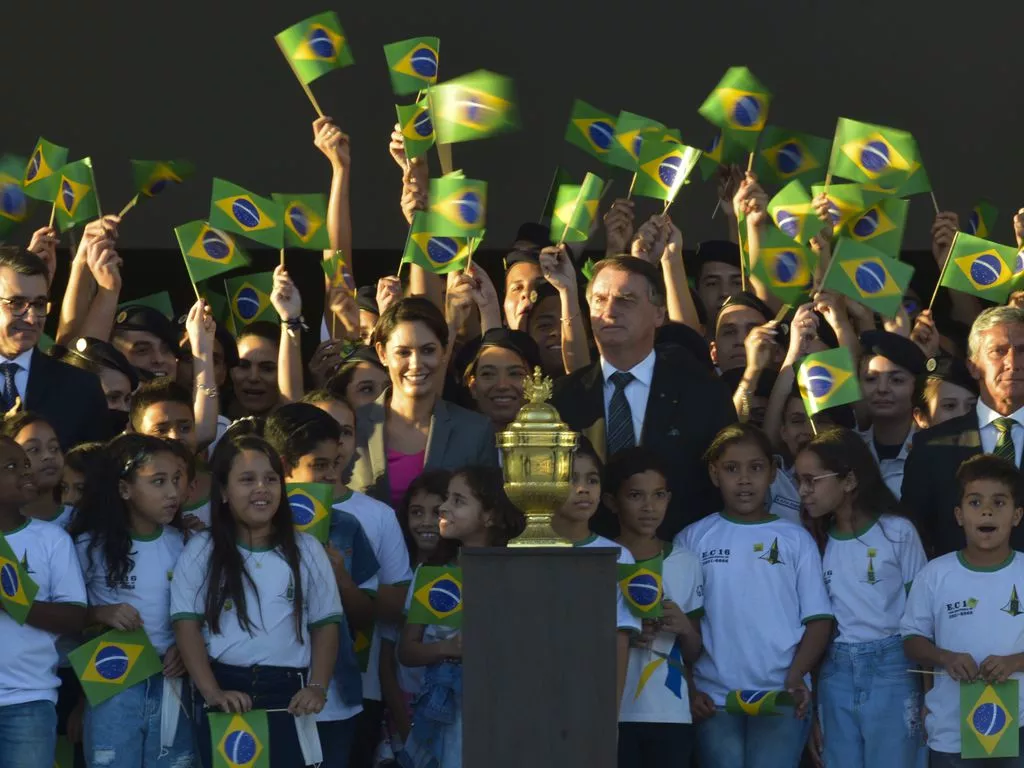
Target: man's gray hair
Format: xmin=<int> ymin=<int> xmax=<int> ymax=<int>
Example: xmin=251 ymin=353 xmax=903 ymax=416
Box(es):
xmin=968 ymin=305 xmax=1024 ymax=360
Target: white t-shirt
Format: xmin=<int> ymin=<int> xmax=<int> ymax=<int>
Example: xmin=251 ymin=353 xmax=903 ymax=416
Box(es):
xmin=76 ymin=527 xmax=184 ymax=654
xmin=575 ymin=534 xmax=643 ymax=633
xmin=0 ymin=519 xmax=87 ymax=706
xmin=39 ymin=505 xmax=75 ymax=530
xmin=901 ymin=551 xmax=1024 ymax=754
xmin=768 ymin=459 xmax=802 ymax=525
xmin=619 ymin=545 xmax=704 ymax=724
xmin=182 ymin=498 xmax=211 ymax=528
xmin=676 ymin=513 xmax=833 ymax=706
xmin=823 ymin=515 xmax=926 ymax=644
xmin=334 ymin=491 xmax=413 ymax=701
xmin=170 ymin=531 xmax=343 ymax=669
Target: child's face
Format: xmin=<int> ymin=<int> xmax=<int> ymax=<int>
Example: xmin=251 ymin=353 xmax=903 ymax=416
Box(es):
xmin=60 ymin=467 xmax=86 ymax=507
xmin=558 ymin=454 xmax=601 ymax=524
xmin=136 ymin=401 xmax=197 ymax=452
xmin=225 ymin=450 xmax=282 ymax=530
xmin=709 ymin=441 xmax=775 ymax=518
xmin=313 ymin=400 xmax=357 ymax=472
xmin=956 ymin=479 xmax=1023 ymax=552
xmin=610 ymin=470 xmax=670 ymax=537
xmin=121 ymin=451 xmax=182 ymax=528
xmin=407 ymin=489 xmax=442 ymax=555
xmin=288 ymin=439 xmax=342 ymax=486
xmin=779 ymin=397 xmax=814 ymax=457
xmin=438 ymin=474 xmax=490 ymax=546
xmin=15 ymin=421 xmax=63 ymax=492
xmin=0 ymin=440 xmax=36 ymax=505
xmin=794 ymin=450 xmax=846 ymax=519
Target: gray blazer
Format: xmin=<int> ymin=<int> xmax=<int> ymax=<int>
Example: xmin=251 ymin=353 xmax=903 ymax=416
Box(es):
xmin=350 ymin=392 xmax=498 ymax=505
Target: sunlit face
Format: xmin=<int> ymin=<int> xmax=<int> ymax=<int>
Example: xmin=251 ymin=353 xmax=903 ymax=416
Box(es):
xmin=377 ymin=321 xmax=443 ymax=401
xmin=588 ymin=268 xmax=664 ymax=355
xmin=956 ymin=478 xmax=1023 ymax=553
xmin=438 ymin=474 xmax=491 ymax=546
xmin=969 ymin=323 xmax=1024 ymax=412
xmin=697 ymin=262 xmax=742 ymax=326
xmin=312 ymin=399 xmax=356 ymax=473
xmin=113 ymin=329 xmax=177 ymax=379
xmin=712 ymin=305 xmax=768 ymax=372
xmin=345 ymin=362 xmax=389 ymax=409
xmin=557 ymin=453 xmax=601 ymax=525
xmin=709 ymin=441 xmax=774 ymax=518
xmin=99 ymin=367 xmax=133 ymax=412
xmin=469 ymin=346 xmax=528 ymax=428
xmin=286 ymin=439 xmax=342 ymax=487
xmin=224 ymin=449 xmax=282 ymax=531
xmin=14 ymin=421 xmax=63 ymax=492
xmin=609 ymin=470 xmax=670 ymax=538
xmin=779 ymin=396 xmax=814 ymax=457
xmin=231 ymin=335 xmax=279 ymax=415
xmin=407 ymin=488 xmax=442 ymax=557
xmin=794 ymin=450 xmax=848 ymax=520
xmin=136 ymin=401 xmax=196 ymax=452
xmin=0 ymin=440 xmax=36 ymax=505
xmin=503 ymin=261 xmax=544 ymax=330
xmin=860 ymin=356 xmax=915 ymax=421
xmin=121 ymin=452 xmax=182 ymax=528
xmin=527 ymin=295 xmax=563 ymax=377
xmin=0 ymin=268 xmax=47 ymax=357
xmin=917 ymin=380 xmax=978 ymax=429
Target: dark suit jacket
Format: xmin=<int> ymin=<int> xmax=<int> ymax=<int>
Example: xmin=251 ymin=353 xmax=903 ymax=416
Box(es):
xmin=552 ymin=345 xmax=737 ymax=539
xmin=350 ymin=392 xmax=498 ymax=506
xmin=24 ymin=349 xmax=111 ymax=449
xmin=901 ymin=412 xmax=1024 ymax=556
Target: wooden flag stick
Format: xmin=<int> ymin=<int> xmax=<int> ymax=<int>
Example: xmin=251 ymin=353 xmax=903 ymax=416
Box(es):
xmin=275 ymin=39 xmax=325 ymax=118
xmin=746 ymin=152 xmax=755 ymax=174
xmin=117 ymin=195 xmax=139 ymax=219
xmin=626 ymin=173 xmax=638 ymax=200
xmin=809 ymin=415 xmax=818 ymax=435
xmin=331 ymin=312 xmax=337 ymax=340
xmin=279 ymin=248 xmax=286 ymax=268
xmin=711 ymin=199 xmax=722 ymax=220
xmin=928 ymin=231 xmax=958 ymax=310
xmin=930 ymin=191 xmax=941 ymax=216
xmin=48 ymin=202 xmax=56 ymax=228
xmin=396 ymin=259 xmax=405 ymax=280
xmin=907 ymin=669 xmax=944 ymax=676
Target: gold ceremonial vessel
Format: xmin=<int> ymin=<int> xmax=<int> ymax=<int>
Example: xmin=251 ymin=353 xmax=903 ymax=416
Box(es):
xmin=498 ymin=368 xmax=579 ymax=547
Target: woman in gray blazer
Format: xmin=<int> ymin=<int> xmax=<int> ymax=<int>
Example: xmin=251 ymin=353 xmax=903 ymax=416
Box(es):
xmin=349 ymin=297 xmax=498 ymax=508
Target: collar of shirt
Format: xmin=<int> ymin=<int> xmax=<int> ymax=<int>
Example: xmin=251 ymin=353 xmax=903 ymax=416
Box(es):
xmin=976 ymin=400 xmax=1024 ymax=430
xmin=600 ymin=349 xmax=656 ymax=389
xmin=859 ymin=425 xmax=916 ymax=461
xmin=0 ymin=349 xmax=34 ymax=372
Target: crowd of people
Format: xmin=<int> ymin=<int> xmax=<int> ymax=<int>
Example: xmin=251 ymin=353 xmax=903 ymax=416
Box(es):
xmin=2 ymin=112 xmax=1024 ymax=768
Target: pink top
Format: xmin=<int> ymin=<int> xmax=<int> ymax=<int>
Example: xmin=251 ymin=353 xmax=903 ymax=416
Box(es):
xmin=388 ymin=448 xmax=426 ymax=510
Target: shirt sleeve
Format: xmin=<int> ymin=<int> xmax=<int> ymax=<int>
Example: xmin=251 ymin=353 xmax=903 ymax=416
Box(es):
xmin=170 ymin=534 xmax=210 ymax=622
xmin=675 ymin=553 xmax=705 ymax=618
xmin=377 ymin=508 xmax=413 ymax=586
xmin=349 ymin=520 xmax=380 ymax=587
xmin=794 ymin=529 xmax=833 ymax=624
xmin=402 ymin=567 xmax=419 ymax=616
xmin=894 ymin=518 xmax=928 ymax=591
xmin=301 ymin=535 xmax=343 ymax=628
xmin=900 ymin=565 xmax=935 ymax=641
xmin=46 ymin=528 xmax=87 ymax=606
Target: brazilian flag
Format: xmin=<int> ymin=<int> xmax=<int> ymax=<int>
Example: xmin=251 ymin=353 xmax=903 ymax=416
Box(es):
xmin=698 ymin=132 xmax=747 ymax=181
xmin=208 ymin=710 xmax=271 ymax=768
xmin=286 ymin=483 xmax=333 ymax=544
xmin=820 ymin=239 xmax=913 ymax=319
xmin=119 ymin=292 xmax=174 ymax=320
xmin=633 ymin=139 xmax=702 ymax=203
xmin=0 ymin=154 xmax=34 ymax=241
xmin=968 ymin=200 xmax=999 ymax=239
xmin=698 ymin=67 xmax=771 ymax=151
xmin=225 ymin=272 xmax=277 ymax=329
xmin=209 ymin=179 xmax=284 ymax=248
xmin=429 ymin=69 xmax=518 ymax=145
xmin=396 ymin=98 xmax=435 ymax=161
xmin=425 ymin=177 xmax=486 ymax=238
xmin=750 ymin=227 xmax=817 ymax=305
xmin=564 ymin=100 xmax=617 ymax=161
xmin=23 ymin=137 xmax=68 ymax=202
xmin=550 ymin=173 xmax=603 ymax=244
xmin=130 ymin=159 xmax=194 ymax=200
xmin=617 ymin=555 xmax=664 ymax=619
xmin=408 ymin=565 xmax=463 ymax=628
xmin=0 ymin=533 xmax=38 ymax=625
xmin=605 ymin=111 xmax=665 ymax=172
xmin=383 ymin=37 xmax=439 ymax=95
xmin=797 ymin=348 xmax=862 ymax=417
xmin=754 ymin=126 xmax=830 ymax=186
xmin=961 ymin=680 xmax=1019 ymax=759
xmin=401 ymin=213 xmax=475 ymax=275
xmin=767 ymin=180 xmax=815 ymax=244
xmin=940 ymin=231 xmax=1017 ymax=304
xmin=829 ymin=118 xmax=916 ymax=187
xmin=810 ymin=183 xmax=888 ymax=234
xmin=69 ymin=628 xmax=162 ymax=706
xmin=174 ymin=221 xmax=251 ymax=286
xmin=271 ymin=193 xmax=329 ymax=250
xmin=55 ymin=158 xmax=100 ymax=233
xmin=839 ymin=197 xmax=908 ymax=259
xmin=725 ymin=690 xmax=794 ymax=716
xmin=275 ymin=12 xmax=353 ymax=85
xmin=322 ymin=250 xmax=355 ymax=292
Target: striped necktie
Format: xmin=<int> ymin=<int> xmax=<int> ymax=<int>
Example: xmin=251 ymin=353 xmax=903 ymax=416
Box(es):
xmin=606 ymin=371 xmax=636 ymax=456
xmin=0 ymin=362 xmax=20 ymax=413
xmin=993 ymin=417 xmax=1017 ymax=464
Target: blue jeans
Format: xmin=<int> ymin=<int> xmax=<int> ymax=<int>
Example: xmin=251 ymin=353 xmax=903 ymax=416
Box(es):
xmin=0 ymin=699 xmax=57 ymax=768
xmin=818 ymin=635 xmax=926 ymax=768
xmin=317 ymin=715 xmax=357 ymax=768
xmin=696 ymin=706 xmax=810 ymax=768
xmin=85 ymin=673 xmax=196 ymax=767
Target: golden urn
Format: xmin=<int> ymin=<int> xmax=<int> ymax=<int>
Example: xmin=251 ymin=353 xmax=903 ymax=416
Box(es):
xmin=498 ymin=368 xmax=579 ymax=547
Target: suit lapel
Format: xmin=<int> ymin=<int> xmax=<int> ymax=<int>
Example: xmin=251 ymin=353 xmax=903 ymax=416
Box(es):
xmin=579 ymin=365 xmax=606 ymax=457
xmin=425 ymin=400 xmax=451 ymax=470
xmin=23 ymin=350 xmax=48 ymax=412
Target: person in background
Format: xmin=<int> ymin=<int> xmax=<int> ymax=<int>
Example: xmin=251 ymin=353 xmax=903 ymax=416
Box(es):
xmin=710 ymin=293 xmax=775 ymax=375
xmin=912 ymin=357 xmax=979 ymax=430
xmin=464 ymin=329 xmax=540 ymax=434
xmin=229 ymin=322 xmax=281 ymax=418
xmin=111 ymin=305 xmax=180 ymax=381
xmin=325 ymin=346 xmax=390 ymax=411
xmin=4 ymin=413 xmax=67 ymax=527
xmin=692 ymin=241 xmax=743 ymax=332
xmin=60 ymin=337 xmax=138 ymax=435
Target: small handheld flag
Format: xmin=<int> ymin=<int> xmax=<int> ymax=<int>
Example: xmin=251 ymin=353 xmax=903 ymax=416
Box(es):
xmin=383 ymin=37 xmax=439 ymax=96
xmin=829 ymin=118 xmax=915 ymax=187
xmin=755 ymin=127 xmax=830 ymax=186
xmin=55 ymin=159 xmax=100 ymax=232
xmin=23 ymin=137 xmax=69 ymax=202
xmin=426 ymin=177 xmax=487 ymax=237
xmin=225 ymin=273 xmax=278 ymax=329
xmin=698 ymin=67 xmax=772 ymax=151
xmin=698 ymin=132 xmax=747 ymax=181
xmin=175 ymin=221 xmax=250 ymax=286
xmin=961 ymin=680 xmax=1019 ymax=759
xmin=551 ymin=173 xmax=603 ymax=244
xmin=286 ymin=483 xmax=333 ymax=543
xmin=131 ymin=159 xmax=194 ymax=200
xmin=750 ymin=227 xmax=817 ymax=305
xmin=209 ymin=180 xmax=284 ymax=249
xmin=633 ymin=139 xmax=702 ymax=204
xmin=617 ymin=555 xmax=664 ymax=618
xmin=402 ymin=214 xmax=474 ymax=275
xmin=820 ymin=239 xmax=913 ymax=318
xmin=0 ymin=533 xmax=37 ymax=625
xmin=767 ymin=181 xmax=815 ymax=243
xmin=939 ymin=231 xmax=1017 ymax=304
xmin=725 ymin=690 xmax=794 ymax=716
xmin=69 ymin=628 xmax=162 ymax=706
xmin=968 ymin=200 xmax=1000 ymax=239
xmin=797 ymin=348 xmax=862 ymax=416
xmin=605 ymin=111 xmax=665 ymax=172
xmin=408 ymin=565 xmax=463 ymax=628
xmin=119 ymin=292 xmax=175 ymax=320
xmin=275 ymin=12 xmax=353 ymax=85
xmin=0 ymin=154 xmax=34 ymax=240
xmin=208 ymin=709 xmax=271 ymax=768
xmin=430 ymin=70 xmax=518 ymax=144
xmin=810 ymin=183 xmax=888 ymax=234
xmin=564 ymin=100 xmax=617 ymax=161
xmin=396 ymin=98 xmax=436 ymax=161
xmin=839 ymin=197 xmax=908 ymax=259
xmin=271 ymin=193 xmax=329 ymax=250
xmin=322 ymin=251 xmax=356 ymax=292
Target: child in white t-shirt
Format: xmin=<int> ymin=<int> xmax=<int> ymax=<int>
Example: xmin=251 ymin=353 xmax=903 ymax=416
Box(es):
xmin=69 ymin=433 xmax=193 ymax=766
xmin=902 ymin=454 xmax=1024 ymax=766
xmin=605 ymin=447 xmax=704 ymax=767
xmin=796 ymin=426 xmax=927 ymax=768
xmin=5 ymin=413 xmax=68 ymax=526
xmin=0 ymin=436 xmax=86 ymax=766
xmin=170 ymin=434 xmax=342 ymax=768
xmin=676 ymin=423 xmax=833 ymax=768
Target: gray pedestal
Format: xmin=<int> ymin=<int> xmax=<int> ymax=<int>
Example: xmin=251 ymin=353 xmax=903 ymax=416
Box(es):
xmin=461 ymin=547 xmax=618 ymax=768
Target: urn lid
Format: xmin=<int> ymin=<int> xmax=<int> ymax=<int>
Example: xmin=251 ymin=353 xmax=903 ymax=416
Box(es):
xmin=506 ymin=368 xmax=569 ymax=432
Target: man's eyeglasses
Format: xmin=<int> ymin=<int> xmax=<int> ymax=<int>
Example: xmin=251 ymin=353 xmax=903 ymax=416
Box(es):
xmin=0 ymin=297 xmax=49 ymax=318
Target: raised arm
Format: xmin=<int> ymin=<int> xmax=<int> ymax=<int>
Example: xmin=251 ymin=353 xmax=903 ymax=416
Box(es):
xmin=270 ymin=265 xmax=304 ymax=404
xmin=539 ymin=245 xmax=591 ymax=374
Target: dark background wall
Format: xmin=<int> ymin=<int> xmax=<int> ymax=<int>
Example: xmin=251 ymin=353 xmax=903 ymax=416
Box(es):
xmin=4 ymin=0 xmax=1023 ymax=311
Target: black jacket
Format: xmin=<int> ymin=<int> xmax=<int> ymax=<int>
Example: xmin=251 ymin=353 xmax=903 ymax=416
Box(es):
xmin=24 ymin=349 xmax=111 ymax=449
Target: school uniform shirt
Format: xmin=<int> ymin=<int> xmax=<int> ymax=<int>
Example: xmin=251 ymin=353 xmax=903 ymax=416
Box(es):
xmin=823 ymin=515 xmax=926 ymax=644
xmin=619 ymin=545 xmax=704 ymax=724
xmin=901 ymin=551 xmax=1024 ymax=754
xmin=0 ymin=518 xmax=87 ymax=706
xmin=768 ymin=457 xmax=801 ymax=525
xmin=858 ymin=426 xmax=916 ymax=500
xmin=182 ymin=498 xmax=211 ymax=528
xmin=334 ymin=490 xmax=413 ymax=701
xmin=676 ymin=513 xmax=833 ymax=707
xmin=574 ymin=534 xmax=643 ymax=634
xmin=170 ymin=531 xmax=343 ymax=669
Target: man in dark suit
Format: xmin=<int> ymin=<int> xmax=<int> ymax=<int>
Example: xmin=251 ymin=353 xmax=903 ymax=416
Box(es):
xmin=902 ymin=305 xmax=1024 ymax=556
xmin=0 ymin=246 xmax=109 ymax=448
xmin=553 ymin=255 xmax=737 ymax=539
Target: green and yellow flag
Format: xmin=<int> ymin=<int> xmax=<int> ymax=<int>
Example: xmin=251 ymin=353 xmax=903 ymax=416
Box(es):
xmin=69 ymin=628 xmax=162 ymax=706
xmin=961 ymin=680 xmax=1019 ymax=759
xmin=23 ymin=137 xmax=68 ymax=202
xmin=968 ymin=200 xmax=1000 ymax=239
xmin=767 ymin=180 xmax=815 ymax=244
xmin=838 ymin=197 xmax=908 ymax=259
xmin=383 ymin=37 xmax=439 ymax=95
xmin=0 ymin=154 xmax=34 ymax=240
xmin=54 ymin=158 xmax=100 ymax=232
xmin=209 ymin=180 xmax=284 ymax=249
xmin=811 ymin=183 xmax=888 ymax=235
xmin=402 ymin=213 xmax=476 ymax=275
xmin=821 ymin=239 xmax=913 ymax=318
xmin=209 ymin=709 xmax=271 ymax=768
xmin=225 ymin=272 xmax=278 ymax=329
xmin=564 ymin=99 xmax=617 ymax=161
xmin=633 ymin=139 xmax=702 ymax=203
xmin=271 ymin=193 xmax=329 ymax=250
xmin=322 ymin=250 xmax=355 ymax=292
xmin=750 ymin=227 xmax=817 ymax=305
xmin=286 ymin=483 xmax=333 ymax=543
xmin=940 ymin=231 xmax=1017 ymax=303
xmin=429 ymin=70 xmax=518 ymax=144
xmin=829 ymin=118 xmax=916 ymax=187
xmin=617 ymin=555 xmax=664 ymax=619
xmin=425 ymin=177 xmax=486 ymax=237
xmin=754 ymin=127 xmax=830 ymax=186
xmin=605 ymin=111 xmax=665 ymax=172
xmin=698 ymin=132 xmax=747 ymax=180
xmin=275 ymin=12 xmax=353 ymax=85
xmin=198 ymin=288 xmax=235 ymax=336
xmin=725 ymin=690 xmax=794 ymax=716
xmin=797 ymin=348 xmax=862 ymax=416
xmin=174 ymin=221 xmax=251 ymax=285
xmin=396 ymin=98 xmax=436 ymax=160
xmin=698 ymin=67 xmax=771 ymax=151
xmin=408 ymin=565 xmax=463 ymax=628
xmin=550 ymin=173 xmax=603 ymax=244
xmin=119 ymin=292 xmax=174 ymax=320
xmin=0 ymin=533 xmax=37 ymax=625
xmin=130 ymin=159 xmax=194 ymax=200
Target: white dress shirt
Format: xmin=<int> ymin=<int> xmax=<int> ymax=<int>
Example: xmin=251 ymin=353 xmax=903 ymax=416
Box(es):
xmin=976 ymin=400 xmax=1024 ymax=468
xmin=859 ymin=425 xmax=916 ymax=501
xmin=600 ymin=350 xmax=656 ymax=446
xmin=0 ymin=349 xmax=34 ymax=406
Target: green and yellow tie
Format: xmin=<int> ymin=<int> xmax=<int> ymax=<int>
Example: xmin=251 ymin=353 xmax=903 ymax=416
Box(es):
xmin=993 ymin=417 xmax=1017 ymax=464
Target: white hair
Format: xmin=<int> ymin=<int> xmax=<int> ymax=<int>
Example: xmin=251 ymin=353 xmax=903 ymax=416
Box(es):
xmin=968 ymin=305 xmax=1024 ymax=360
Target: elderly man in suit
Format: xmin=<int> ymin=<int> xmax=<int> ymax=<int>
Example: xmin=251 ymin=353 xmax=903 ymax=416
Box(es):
xmin=902 ymin=305 xmax=1024 ymax=555
xmin=552 ymin=255 xmax=736 ymax=539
